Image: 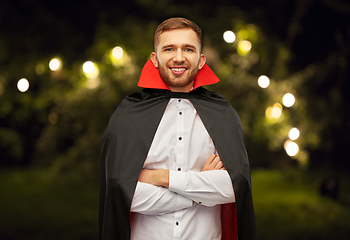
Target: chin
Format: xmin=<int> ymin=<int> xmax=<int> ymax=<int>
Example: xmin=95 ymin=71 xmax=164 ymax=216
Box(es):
xmin=168 ymin=79 xmax=193 ymax=88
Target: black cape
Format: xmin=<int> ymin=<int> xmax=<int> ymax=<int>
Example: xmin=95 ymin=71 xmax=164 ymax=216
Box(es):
xmin=98 ymin=87 xmax=257 ymax=240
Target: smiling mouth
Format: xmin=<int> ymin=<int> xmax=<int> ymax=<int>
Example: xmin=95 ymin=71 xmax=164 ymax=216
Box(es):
xmin=170 ymin=67 xmax=187 ymax=74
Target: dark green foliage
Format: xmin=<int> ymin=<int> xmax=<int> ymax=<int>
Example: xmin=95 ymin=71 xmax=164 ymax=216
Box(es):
xmin=0 ymin=0 xmax=349 ymax=177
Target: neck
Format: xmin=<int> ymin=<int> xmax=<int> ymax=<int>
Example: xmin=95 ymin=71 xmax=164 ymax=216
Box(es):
xmin=168 ymin=83 xmax=193 ymax=93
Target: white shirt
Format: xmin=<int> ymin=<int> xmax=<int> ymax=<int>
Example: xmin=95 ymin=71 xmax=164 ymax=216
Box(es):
xmin=130 ymin=98 xmax=235 ymax=240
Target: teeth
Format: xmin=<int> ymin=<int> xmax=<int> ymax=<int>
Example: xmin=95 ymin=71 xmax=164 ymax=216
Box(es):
xmin=171 ymin=68 xmax=186 ymax=72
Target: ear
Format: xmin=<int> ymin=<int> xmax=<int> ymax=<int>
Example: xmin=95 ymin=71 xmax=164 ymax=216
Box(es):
xmin=150 ymin=52 xmax=159 ymax=68
xmin=198 ymin=54 xmax=206 ymax=70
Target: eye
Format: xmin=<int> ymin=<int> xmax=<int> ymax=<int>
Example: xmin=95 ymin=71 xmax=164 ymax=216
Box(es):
xmin=185 ymin=48 xmax=194 ymax=52
xmin=163 ymin=48 xmax=173 ymax=52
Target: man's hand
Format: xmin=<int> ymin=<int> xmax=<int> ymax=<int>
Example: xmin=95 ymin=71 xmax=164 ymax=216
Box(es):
xmin=201 ymin=154 xmax=226 ymax=172
xmin=138 ymin=169 xmax=169 ymax=188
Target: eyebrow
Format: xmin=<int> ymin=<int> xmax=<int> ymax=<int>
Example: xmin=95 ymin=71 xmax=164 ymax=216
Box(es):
xmin=161 ymin=44 xmax=197 ymax=51
xmin=183 ymin=44 xmax=196 ymax=50
xmin=161 ymin=44 xmax=174 ymax=50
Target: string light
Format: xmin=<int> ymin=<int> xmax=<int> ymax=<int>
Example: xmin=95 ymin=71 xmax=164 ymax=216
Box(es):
xmin=49 ymin=58 xmax=61 ymax=71
xmin=283 ymin=93 xmax=295 ymax=107
xmin=284 ymin=140 xmax=299 ymax=156
xmin=17 ymin=78 xmax=29 ymax=92
xmin=240 ymin=40 xmax=252 ymax=51
xmin=112 ymin=46 xmax=124 ymax=60
xmin=223 ymin=31 xmax=236 ymax=43
xmin=237 ymin=40 xmax=252 ymax=56
xmin=289 ymin=127 xmax=300 ymax=140
xmin=271 ymin=103 xmax=283 ymax=118
xmin=82 ymin=61 xmax=100 ymax=79
xmin=110 ymin=46 xmax=131 ymax=67
xmin=82 ymin=61 xmax=95 ymax=74
xmin=258 ymin=75 xmax=270 ymax=88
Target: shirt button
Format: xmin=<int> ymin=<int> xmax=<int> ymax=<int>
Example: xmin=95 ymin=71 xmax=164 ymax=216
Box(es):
xmin=179 ymin=112 xmax=182 ymax=115
xmin=176 ymin=222 xmax=179 ymax=226
xmin=178 ymin=99 xmax=181 ymax=102
xmin=178 ymin=168 xmax=181 ymax=171
xmin=178 ymin=137 xmax=182 ymax=141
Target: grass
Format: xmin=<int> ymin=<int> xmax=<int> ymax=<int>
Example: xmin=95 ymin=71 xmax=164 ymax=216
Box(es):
xmin=252 ymin=169 xmax=350 ymax=240
xmin=0 ymin=168 xmax=99 ymax=240
xmin=0 ymin=168 xmax=349 ymax=239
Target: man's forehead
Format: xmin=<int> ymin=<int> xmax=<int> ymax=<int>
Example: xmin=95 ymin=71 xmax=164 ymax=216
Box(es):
xmin=157 ymin=28 xmax=201 ymax=47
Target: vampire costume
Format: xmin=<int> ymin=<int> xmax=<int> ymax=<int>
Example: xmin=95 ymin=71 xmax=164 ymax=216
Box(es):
xmin=98 ymin=60 xmax=257 ymax=240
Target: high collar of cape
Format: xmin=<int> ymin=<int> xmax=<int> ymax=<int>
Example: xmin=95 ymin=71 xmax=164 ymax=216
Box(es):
xmin=137 ymin=59 xmax=220 ymax=91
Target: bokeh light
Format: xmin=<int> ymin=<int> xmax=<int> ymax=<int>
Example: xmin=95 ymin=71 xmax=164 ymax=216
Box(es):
xmin=271 ymin=103 xmax=283 ymax=118
xmin=283 ymin=93 xmax=295 ymax=107
xmin=83 ymin=61 xmax=95 ymax=74
xmin=258 ymin=75 xmax=270 ymax=88
xmin=284 ymin=140 xmax=299 ymax=156
xmin=223 ymin=31 xmax=236 ymax=43
xmin=110 ymin=46 xmax=131 ymax=67
xmin=17 ymin=78 xmax=29 ymax=92
xmin=237 ymin=40 xmax=252 ymax=56
xmin=289 ymin=127 xmax=300 ymax=140
xmin=82 ymin=61 xmax=100 ymax=79
xmin=112 ymin=46 xmax=124 ymax=60
xmin=239 ymin=40 xmax=252 ymax=51
xmin=49 ymin=58 xmax=61 ymax=71
xmin=265 ymin=107 xmax=273 ymax=118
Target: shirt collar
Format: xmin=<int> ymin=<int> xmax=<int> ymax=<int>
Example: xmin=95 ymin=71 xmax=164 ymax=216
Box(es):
xmin=168 ymin=98 xmax=193 ymax=106
xmin=137 ymin=59 xmax=220 ymax=91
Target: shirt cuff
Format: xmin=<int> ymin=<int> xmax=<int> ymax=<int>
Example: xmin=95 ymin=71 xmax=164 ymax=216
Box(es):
xmin=169 ymin=170 xmax=188 ymax=193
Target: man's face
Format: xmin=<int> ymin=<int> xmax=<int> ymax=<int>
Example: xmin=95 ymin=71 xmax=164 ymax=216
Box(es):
xmin=151 ymin=28 xmax=206 ymax=92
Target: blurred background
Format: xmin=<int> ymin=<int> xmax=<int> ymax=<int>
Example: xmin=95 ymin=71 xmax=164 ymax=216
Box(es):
xmin=1 ymin=0 xmax=349 ymax=239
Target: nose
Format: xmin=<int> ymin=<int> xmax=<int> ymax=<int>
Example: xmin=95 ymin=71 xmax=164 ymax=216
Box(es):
xmin=173 ymin=49 xmax=184 ymax=62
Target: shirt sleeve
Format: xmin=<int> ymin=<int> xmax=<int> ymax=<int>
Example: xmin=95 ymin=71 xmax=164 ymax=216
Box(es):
xmin=168 ymin=170 xmax=235 ymax=207
xmin=130 ymin=181 xmax=193 ymax=215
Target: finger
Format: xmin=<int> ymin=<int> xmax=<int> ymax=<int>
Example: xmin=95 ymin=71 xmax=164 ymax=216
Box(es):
xmin=209 ymin=156 xmax=221 ymax=169
xmin=203 ymin=154 xmax=216 ymax=168
xmin=214 ymin=160 xmax=224 ymax=170
xmin=205 ymin=154 xmax=216 ymax=165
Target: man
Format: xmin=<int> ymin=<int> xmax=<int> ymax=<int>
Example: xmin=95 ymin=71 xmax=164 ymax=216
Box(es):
xmin=99 ymin=17 xmax=257 ymax=240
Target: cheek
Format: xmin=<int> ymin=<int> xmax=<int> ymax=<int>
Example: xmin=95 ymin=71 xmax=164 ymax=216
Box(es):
xmin=191 ymin=58 xmax=200 ymax=69
xmin=191 ymin=54 xmax=201 ymax=65
xmin=157 ymin=56 xmax=168 ymax=67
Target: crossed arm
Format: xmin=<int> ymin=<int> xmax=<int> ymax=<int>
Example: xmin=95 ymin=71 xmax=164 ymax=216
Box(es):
xmin=131 ymin=154 xmax=235 ymax=215
xmin=138 ymin=154 xmax=226 ymax=187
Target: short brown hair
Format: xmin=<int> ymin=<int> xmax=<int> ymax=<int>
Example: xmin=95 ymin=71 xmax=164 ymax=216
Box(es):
xmin=154 ymin=17 xmax=203 ymax=52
